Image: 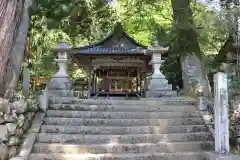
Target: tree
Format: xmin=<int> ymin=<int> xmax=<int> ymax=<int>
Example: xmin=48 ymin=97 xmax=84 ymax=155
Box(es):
xmin=0 ymin=0 xmax=24 ymax=97
xmin=171 ymin=0 xmax=212 ymax=98
xmin=4 ymin=0 xmax=33 ymax=99
xmin=29 ymin=0 xmax=116 ymax=80
xmin=25 ymin=0 xmax=229 ymax=95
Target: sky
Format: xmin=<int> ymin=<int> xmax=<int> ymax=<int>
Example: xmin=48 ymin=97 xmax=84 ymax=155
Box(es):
xmin=105 ymin=0 xmax=222 ymax=11
xmin=198 ymin=0 xmax=221 ymax=10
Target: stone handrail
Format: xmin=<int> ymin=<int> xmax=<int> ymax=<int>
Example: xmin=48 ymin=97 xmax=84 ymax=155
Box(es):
xmin=38 ymin=89 xmax=88 ymax=112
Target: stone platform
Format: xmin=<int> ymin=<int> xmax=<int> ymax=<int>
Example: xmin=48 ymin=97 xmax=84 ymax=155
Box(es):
xmin=146 ymin=90 xmax=177 ymax=97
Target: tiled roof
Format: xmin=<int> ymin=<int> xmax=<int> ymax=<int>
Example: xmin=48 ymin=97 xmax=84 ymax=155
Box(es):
xmin=77 ymin=47 xmax=148 ymax=54
xmin=70 ymin=23 xmax=150 ymax=55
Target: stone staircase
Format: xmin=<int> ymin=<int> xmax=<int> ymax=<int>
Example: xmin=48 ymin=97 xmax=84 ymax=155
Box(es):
xmin=28 ymin=90 xmax=214 ymax=160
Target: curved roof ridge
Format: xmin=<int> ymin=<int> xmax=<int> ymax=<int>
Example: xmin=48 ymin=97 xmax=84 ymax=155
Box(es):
xmin=76 ymin=22 xmax=147 ymax=49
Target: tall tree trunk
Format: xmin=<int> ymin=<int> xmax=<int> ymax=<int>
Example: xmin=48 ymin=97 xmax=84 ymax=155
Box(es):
xmin=171 ymin=0 xmax=211 ymax=98
xmin=224 ymin=0 xmax=240 ymax=43
xmin=4 ymin=0 xmax=33 ymax=99
xmin=0 ymin=0 xmax=23 ymax=97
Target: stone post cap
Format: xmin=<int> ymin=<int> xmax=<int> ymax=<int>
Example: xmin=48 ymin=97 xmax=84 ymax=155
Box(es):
xmin=53 ymin=41 xmax=70 ymax=52
xmin=147 ymin=45 xmax=169 ymax=54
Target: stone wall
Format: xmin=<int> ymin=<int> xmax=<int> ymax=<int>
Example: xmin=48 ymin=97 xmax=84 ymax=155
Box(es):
xmin=0 ymin=98 xmax=38 ymax=160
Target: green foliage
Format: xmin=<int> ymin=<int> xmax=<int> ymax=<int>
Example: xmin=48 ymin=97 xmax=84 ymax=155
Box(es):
xmin=191 ymin=2 xmax=228 ymax=54
xmin=118 ymin=0 xmax=172 ymax=45
xmin=30 ymin=0 xmax=117 ymax=77
xmin=15 ymin=91 xmax=40 ymax=111
xmin=29 ymin=0 xmax=230 ymax=90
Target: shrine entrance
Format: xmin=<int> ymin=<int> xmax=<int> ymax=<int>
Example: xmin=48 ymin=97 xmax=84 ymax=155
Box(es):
xmin=91 ymin=66 xmax=144 ymax=98
xmin=96 ymin=66 xmax=140 ymax=92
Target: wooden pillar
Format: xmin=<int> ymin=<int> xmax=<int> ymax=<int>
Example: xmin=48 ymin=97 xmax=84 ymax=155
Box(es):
xmin=144 ymin=73 xmax=148 ymax=91
xmin=95 ymin=74 xmax=98 ymax=92
xmin=128 ymin=79 xmax=131 ymax=91
xmin=92 ymin=73 xmax=96 ymax=92
xmin=127 ymin=72 xmax=131 ymax=91
xmin=136 ymin=68 xmax=139 ymax=92
xmin=88 ymin=66 xmax=92 ymax=99
xmin=139 ymin=71 xmax=142 ymax=92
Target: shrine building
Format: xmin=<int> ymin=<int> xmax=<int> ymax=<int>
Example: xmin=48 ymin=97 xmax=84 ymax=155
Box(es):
xmin=49 ymin=23 xmax=177 ymax=99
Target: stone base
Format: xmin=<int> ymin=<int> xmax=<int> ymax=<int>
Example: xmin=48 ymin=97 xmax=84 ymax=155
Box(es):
xmin=47 ymin=90 xmax=75 ymax=97
xmin=148 ymin=77 xmax=172 ymax=91
xmin=205 ymin=152 xmax=240 ymax=160
xmin=47 ymin=77 xmax=72 ymax=90
xmin=146 ymin=90 xmax=177 ymax=97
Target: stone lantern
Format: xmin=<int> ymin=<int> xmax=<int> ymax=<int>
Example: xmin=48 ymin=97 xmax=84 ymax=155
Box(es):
xmin=148 ymin=41 xmax=168 ymax=82
xmin=146 ymin=41 xmax=177 ymax=97
xmin=46 ymin=41 xmax=72 ymax=90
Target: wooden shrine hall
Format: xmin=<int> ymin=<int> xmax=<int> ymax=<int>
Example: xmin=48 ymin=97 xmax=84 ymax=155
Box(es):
xmin=64 ymin=23 xmax=170 ymax=98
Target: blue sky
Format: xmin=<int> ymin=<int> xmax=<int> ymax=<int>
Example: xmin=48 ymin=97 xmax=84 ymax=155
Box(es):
xmin=198 ymin=0 xmax=221 ymax=10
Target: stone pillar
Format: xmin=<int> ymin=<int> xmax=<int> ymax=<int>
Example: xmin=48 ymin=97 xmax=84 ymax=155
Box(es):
xmin=214 ymin=72 xmax=230 ymax=155
xmin=39 ymin=90 xmax=48 ymax=112
xmin=146 ymin=43 xmax=177 ymax=97
xmin=47 ymin=42 xmax=72 ymax=90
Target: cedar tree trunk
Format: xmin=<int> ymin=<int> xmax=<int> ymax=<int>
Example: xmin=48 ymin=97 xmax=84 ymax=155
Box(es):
xmin=0 ymin=0 xmax=24 ymax=97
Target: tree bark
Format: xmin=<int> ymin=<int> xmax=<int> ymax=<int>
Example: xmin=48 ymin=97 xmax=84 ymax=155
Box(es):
xmin=171 ymin=0 xmax=212 ymax=98
xmin=0 ymin=0 xmax=24 ymax=97
xmin=4 ymin=0 xmax=33 ymax=99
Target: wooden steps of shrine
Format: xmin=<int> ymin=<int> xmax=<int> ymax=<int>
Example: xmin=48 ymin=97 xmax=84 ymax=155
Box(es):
xmin=27 ymin=90 xmax=214 ymax=160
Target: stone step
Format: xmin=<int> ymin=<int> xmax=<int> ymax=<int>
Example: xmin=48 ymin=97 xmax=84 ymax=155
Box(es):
xmin=28 ymin=152 xmax=210 ymax=160
xmin=46 ymin=110 xmax=201 ymax=119
xmin=32 ymin=142 xmax=214 ymax=154
xmin=49 ymin=104 xmax=197 ymax=112
xmin=43 ymin=117 xmax=204 ymax=126
xmin=151 ymin=83 xmax=173 ymax=90
xmin=146 ymin=90 xmax=177 ymax=97
xmin=36 ymin=132 xmax=213 ymax=144
xmin=95 ymin=97 xmax=139 ymax=100
xmin=49 ymin=97 xmax=197 ymax=105
xmin=48 ymin=90 xmax=87 ymax=97
xmin=40 ymin=125 xmax=209 ymax=135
